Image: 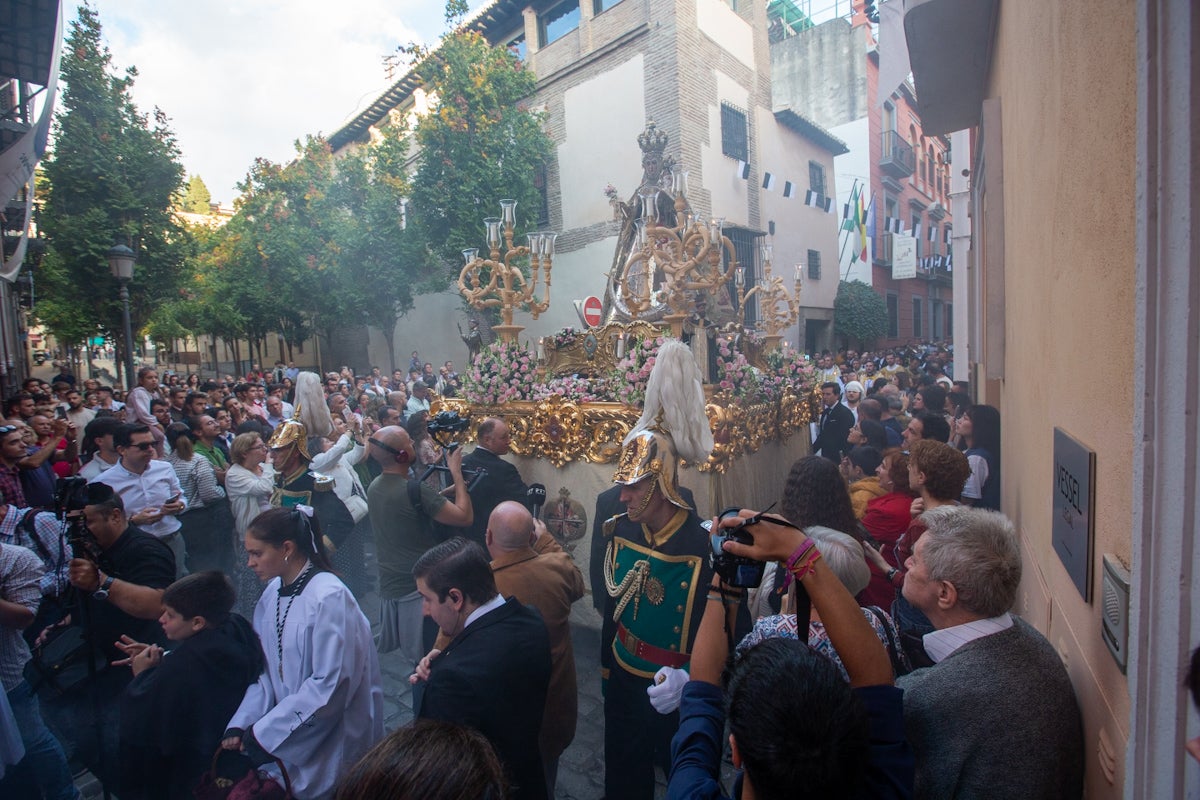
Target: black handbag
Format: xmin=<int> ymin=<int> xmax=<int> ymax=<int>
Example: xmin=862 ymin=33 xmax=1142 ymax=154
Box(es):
xmin=23 ymin=624 xmax=108 ymax=697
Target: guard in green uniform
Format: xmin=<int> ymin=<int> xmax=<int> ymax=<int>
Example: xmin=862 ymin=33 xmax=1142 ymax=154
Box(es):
xmin=267 ymin=414 xmax=354 ymax=553
xmin=599 ymin=339 xmax=748 ymax=800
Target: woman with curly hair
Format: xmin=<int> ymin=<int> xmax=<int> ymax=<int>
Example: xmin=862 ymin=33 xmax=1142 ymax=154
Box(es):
xmin=781 ymin=456 xmax=862 ymax=539
xmin=749 ymin=457 xmax=865 ymax=618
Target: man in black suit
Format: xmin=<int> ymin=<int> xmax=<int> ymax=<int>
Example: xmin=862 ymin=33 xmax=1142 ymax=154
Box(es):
xmin=589 ymin=482 xmax=698 ymax=615
xmin=413 ymin=538 xmax=551 ymax=800
xmin=462 ymin=417 xmax=529 ymax=548
xmin=813 ymin=381 xmax=855 ymax=463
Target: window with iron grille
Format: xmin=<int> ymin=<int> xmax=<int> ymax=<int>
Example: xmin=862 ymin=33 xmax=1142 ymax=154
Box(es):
xmin=912 ymin=297 xmax=923 ymax=338
xmin=725 ymin=226 xmax=760 ymax=325
xmin=720 ymin=103 xmax=748 ymax=162
xmin=807 ymin=249 xmax=821 ymax=281
xmin=887 ymin=294 xmax=899 ymax=339
xmin=808 ymin=161 xmax=827 ymax=200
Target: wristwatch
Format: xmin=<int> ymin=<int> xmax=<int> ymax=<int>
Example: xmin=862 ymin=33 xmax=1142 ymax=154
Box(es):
xmin=93 ymin=574 xmax=115 ymax=601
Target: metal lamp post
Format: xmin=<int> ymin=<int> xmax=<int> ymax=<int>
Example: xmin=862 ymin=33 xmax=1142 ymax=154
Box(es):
xmin=107 ymin=243 xmax=136 ymax=390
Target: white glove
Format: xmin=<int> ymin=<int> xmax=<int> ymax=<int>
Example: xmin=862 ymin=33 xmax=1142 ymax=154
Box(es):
xmin=646 ymin=666 xmax=689 ymax=714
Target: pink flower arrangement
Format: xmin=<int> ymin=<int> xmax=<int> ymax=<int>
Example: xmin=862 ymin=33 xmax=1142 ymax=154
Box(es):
xmin=609 ymin=335 xmax=666 ymax=406
xmin=714 ymin=336 xmax=763 ymax=402
xmin=462 ymin=341 xmax=539 ymax=404
xmin=763 ymin=347 xmax=817 ymax=401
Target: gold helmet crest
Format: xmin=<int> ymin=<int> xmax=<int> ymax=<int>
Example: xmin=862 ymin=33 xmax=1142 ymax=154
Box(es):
xmin=267 ymin=415 xmax=310 ymax=462
xmin=612 ymin=427 xmax=690 ymax=509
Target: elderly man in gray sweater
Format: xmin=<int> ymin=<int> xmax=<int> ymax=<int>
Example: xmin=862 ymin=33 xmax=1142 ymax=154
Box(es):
xmin=896 ymin=506 xmax=1084 ymax=799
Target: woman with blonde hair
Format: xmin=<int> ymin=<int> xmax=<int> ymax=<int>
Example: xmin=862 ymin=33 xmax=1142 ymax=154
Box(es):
xmin=226 ymin=431 xmax=275 ymax=614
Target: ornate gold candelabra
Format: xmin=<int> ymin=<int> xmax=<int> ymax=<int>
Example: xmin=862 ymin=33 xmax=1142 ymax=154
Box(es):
xmin=735 ymin=244 xmax=802 ymax=351
xmin=616 ymin=169 xmax=738 ymax=339
xmin=457 ymin=199 xmax=557 ymax=344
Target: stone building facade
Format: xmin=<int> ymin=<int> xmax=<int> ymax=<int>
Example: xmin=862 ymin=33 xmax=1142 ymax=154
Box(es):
xmin=330 ymin=0 xmax=849 ymax=364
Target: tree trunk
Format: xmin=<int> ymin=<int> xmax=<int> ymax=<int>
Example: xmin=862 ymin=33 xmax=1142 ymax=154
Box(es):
xmin=382 ymin=318 xmax=397 ymax=373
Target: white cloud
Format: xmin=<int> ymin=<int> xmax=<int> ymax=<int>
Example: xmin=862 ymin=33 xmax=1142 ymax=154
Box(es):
xmin=86 ymin=0 xmax=460 ymax=204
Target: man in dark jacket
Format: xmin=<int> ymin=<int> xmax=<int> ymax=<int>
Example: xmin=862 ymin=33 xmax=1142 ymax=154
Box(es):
xmin=461 ymin=418 xmax=529 ymax=548
xmin=414 ymin=538 xmax=550 ymax=800
xmin=813 ymin=382 xmax=854 ymax=463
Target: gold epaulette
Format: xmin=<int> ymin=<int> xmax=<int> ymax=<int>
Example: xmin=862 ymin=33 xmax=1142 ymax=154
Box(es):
xmin=309 ymin=471 xmax=335 ymax=492
xmin=602 ymin=513 xmax=628 ymax=539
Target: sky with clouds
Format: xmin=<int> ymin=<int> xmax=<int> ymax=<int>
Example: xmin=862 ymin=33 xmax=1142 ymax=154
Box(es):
xmin=85 ymin=0 xmax=486 ymax=206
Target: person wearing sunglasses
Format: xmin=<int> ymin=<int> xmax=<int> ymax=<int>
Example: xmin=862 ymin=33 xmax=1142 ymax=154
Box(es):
xmin=91 ymin=424 xmax=188 ymax=579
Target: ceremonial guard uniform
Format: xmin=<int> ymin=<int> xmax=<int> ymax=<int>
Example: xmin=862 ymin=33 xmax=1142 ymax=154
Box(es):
xmin=598 ymin=339 xmax=747 ymax=800
xmin=267 ymin=414 xmax=355 ymax=552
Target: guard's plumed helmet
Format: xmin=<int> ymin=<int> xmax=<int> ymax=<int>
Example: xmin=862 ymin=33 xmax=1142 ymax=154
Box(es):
xmin=613 ymin=426 xmax=690 ymax=509
xmin=267 ymin=414 xmax=310 ymax=462
xmin=612 ymin=339 xmax=713 ymax=510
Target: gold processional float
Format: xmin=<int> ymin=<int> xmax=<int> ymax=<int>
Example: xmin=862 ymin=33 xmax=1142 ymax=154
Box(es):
xmin=440 ymin=121 xmax=821 ymax=494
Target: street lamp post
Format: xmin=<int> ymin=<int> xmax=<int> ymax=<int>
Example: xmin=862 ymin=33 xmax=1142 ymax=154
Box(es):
xmin=107 ymin=243 xmax=136 ymax=390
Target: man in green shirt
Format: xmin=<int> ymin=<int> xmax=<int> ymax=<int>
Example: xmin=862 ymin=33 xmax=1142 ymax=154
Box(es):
xmin=189 ymin=414 xmax=228 ymax=485
xmin=366 ymin=426 xmax=472 ymax=667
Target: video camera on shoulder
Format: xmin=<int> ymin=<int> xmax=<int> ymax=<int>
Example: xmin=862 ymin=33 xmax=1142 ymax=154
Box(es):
xmin=420 ymin=410 xmax=486 ymax=490
xmin=427 ymin=410 xmax=470 ymax=447
xmin=706 ymin=507 xmax=768 ymax=589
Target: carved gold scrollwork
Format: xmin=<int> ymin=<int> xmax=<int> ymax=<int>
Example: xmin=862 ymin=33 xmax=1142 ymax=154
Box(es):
xmin=434 ymin=383 xmax=814 ymax=474
xmin=527 ymin=395 xmax=585 ymax=468
xmin=543 ymin=320 xmax=665 ymax=377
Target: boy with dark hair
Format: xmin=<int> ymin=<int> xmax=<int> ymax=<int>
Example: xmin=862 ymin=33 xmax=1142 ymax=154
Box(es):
xmin=117 ymin=571 xmax=264 ymax=800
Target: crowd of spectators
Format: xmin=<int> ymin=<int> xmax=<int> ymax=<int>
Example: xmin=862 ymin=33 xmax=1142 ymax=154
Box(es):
xmin=0 ymin=340 xmax=1183 ymax=800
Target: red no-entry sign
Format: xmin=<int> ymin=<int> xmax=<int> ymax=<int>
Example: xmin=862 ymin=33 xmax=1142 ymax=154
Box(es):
xmin=582 ymin=296 xmax=603 ymax=327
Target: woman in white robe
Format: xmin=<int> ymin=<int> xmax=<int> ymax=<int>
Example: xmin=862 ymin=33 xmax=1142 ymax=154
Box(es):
xmin=223 ymin=506 xmax=383 ymax=799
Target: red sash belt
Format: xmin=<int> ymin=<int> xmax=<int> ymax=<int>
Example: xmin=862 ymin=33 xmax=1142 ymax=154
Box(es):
xmin=616 ymin=623 xmax=690 ymax=669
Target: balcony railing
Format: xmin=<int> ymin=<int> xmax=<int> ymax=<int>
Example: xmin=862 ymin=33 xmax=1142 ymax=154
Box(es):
xmin=880 ymin=130 xmax=915 ymax=178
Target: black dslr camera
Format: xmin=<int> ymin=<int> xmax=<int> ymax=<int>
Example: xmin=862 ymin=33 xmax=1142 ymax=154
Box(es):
xmin=707 ymin=507 xmax=769 ymax=588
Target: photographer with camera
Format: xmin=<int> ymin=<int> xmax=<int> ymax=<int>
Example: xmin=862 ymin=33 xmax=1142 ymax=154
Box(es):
xmin=668 ymin=510 xmax=912 ymax=800
xmin=33 ymin=481 xmax=175 ymax=793
xmin=367 ymin=425 xmax=472 ymax=669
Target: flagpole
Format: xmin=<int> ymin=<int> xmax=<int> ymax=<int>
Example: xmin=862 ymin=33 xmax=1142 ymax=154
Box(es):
xmin=843 ymin=191 xmax=875 ymax=281
xmin=836 ymin=178 xmax=859 ymax=270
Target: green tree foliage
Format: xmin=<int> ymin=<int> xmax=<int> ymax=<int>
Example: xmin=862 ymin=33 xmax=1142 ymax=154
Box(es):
xmin=191 ymin=139 xmax=336 ymax=365
xmin=834 ymin=280 xmax=888 ymax=346
xmin=36 ymin=5 xmax=188 ymax=357
xmin=409 ymin=25 xmax=554 ymax=280
xmin=182 ymin=174 xmax=212 ymax=213
xmin=329 ymin=118 xmax=423 ymax=371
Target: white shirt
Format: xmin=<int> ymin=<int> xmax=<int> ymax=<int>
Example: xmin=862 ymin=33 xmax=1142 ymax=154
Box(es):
xmin=78 ymin=454 xmax=118 ymax=481
xmin=91 ymin=459 xmax=187 ymax=538
xmin=922 ymin=612 xmax=1014 ymax=663
xmin=464 ymin=594 xmax=505 ymax=630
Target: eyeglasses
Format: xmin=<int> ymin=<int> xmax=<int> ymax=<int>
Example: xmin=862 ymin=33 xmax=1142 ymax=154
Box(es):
xmin=250 ymin=444 xmax=268 ymax=451
xmin=0 ymin=426 xmax=17 ymax=435
xmin=129 ymin=442 xmax=155 ymax=451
